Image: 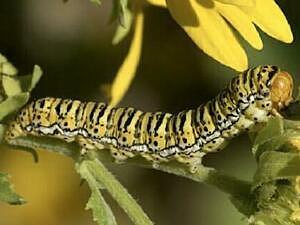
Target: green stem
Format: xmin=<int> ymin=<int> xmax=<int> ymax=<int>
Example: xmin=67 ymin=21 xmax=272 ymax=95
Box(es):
xmin=6 ymin=135 xmax=252 ymax=193
xmin=5 ymin=135 xmax=254 ymax=215
xmin=83 ymin=156 xmax=154 ymax=225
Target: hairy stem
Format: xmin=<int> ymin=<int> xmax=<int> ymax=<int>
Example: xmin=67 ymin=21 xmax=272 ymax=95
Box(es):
xmin=5 ymin=135 xmax=254 ymax=215
xmin=79 ymin=157 xmax=154 ymax=225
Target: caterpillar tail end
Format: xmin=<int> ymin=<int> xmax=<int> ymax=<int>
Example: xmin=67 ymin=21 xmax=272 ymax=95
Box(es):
xmin=4 ymin=121 xmax=24 ymax=144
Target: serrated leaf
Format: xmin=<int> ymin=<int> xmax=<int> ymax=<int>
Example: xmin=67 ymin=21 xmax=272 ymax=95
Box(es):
xmin=253 ymin=151 xmax=300 ymax=189
xmin=252 ymin=128 xmax=297 ymax=161
xmin=256 ymin=182 xmax=277 ymax=203
xmin=252 ymin=184 xmax=300 ymax=225
xmin=112 ymin=8 xmax=133 ymax=45
xmin=86 ymin=189 xmax=116 ymax=225
xmin=0 ymin=93 xmax=29 ymax=121
xmin=77 ymin=161 xmax=117 ymax=225
xmin=254 ymin=136 xmax=288 ymax=161
xmin=0 ymin=172 xmax=25 ymax=205
xmin=2 ymin=76 xmax=22 ymax=96
xmin=81 ymin=158 xmax=154 ymax=225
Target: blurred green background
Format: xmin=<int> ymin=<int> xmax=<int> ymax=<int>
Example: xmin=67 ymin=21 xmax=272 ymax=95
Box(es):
xmin=0 ymin=1 xmax=299 ymax=225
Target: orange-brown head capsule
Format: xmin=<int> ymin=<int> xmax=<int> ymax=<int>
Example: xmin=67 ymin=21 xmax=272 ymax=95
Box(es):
xmin=270 ymin=71 xmax=294 ymax=110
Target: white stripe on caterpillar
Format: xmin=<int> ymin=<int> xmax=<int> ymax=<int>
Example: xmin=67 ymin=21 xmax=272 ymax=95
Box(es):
xmin=5 ymin=65 xmax=293 ymax=172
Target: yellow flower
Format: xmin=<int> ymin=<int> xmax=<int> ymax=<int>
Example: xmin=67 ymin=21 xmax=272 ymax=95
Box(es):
xmin=109 ymin=0 xmax=293 ymax=106
xmin=110 ymin=8 xmax=144 ymax=107
xmin=149 ymin=0 xmax=293 ymax=71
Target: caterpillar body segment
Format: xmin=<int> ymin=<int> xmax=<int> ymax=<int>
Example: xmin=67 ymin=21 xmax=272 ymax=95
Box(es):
xmin=5 ymin=65 xmax=294 ymax=172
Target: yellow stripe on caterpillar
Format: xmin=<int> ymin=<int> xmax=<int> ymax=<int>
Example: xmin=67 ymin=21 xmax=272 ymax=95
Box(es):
xmin=5 ymin=65 xmax=294 ymax=173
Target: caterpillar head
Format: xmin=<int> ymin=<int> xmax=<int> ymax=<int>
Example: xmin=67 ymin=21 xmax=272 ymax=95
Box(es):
xmin=270 ymin=71 xmax=293 ymax=110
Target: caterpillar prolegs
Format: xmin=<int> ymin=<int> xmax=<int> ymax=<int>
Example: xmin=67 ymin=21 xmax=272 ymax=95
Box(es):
xmin=5 ymin=65 xmax=294 ymax=172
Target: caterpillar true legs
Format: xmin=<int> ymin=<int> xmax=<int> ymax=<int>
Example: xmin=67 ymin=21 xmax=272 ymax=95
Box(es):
xmin=5 ymin=65 xmax=294 ymax=173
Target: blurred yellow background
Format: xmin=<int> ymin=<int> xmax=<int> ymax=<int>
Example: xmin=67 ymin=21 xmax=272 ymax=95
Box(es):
xmin=0 ymin=1 xmax=299 ymax=225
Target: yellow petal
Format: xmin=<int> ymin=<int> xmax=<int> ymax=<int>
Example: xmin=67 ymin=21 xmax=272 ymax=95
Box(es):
xmin=110 ymin=11 xmax=144 ymax=107
xmin=214 ymin=0 xmax=255 ymax=7
xmin=216 ymin=2 xmax=263 ymax=50
xmin=147 ymin=0 xmax=167 ymax=7
xmin=166 ymin=0 xmax=248 ymax=71
xmin=166 ymin=0 xmax=199 ymax=26
xmin=240 ymin=0 xmax=293 ymax=43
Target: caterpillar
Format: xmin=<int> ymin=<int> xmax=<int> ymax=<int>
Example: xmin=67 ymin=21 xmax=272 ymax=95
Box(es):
xmin=4 ymin=65 xmax=294 ymax=172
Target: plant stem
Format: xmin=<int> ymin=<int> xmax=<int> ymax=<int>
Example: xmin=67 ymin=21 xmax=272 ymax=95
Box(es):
xmin=5 ymin=135 xmax=254 ymax=215
xmin=81 ymin=157 xmax=154 ymax=225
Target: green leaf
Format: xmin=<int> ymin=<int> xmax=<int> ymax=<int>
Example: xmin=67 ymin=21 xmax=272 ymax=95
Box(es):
xmin=2 ymin=65 xmax=43 ymax=96
xmin=0 ymin=54 xmax=7 ymax=64
xmin=90 ymin=0 xmax=102 ymax=6
xmin=253 ymin=135 xmax=288 ymax=161
xmin=110 ymin=0 xmax=131 ymax=28
xmin=0 ymin=93 xmax=29 ymax=121
xmin=253 ymin=151 xmax=300 ymax=189
xmin=2 ymin=65 xmax=42 ymax=96
xmin=0 ymin=172 xmax=25 ymax=205
xmin=252 ymin=184 xmax=300 ymax=225
xmin=78 ymin=157 xmax=154 ymax=225
xmin=254 ymin=117 xmax=284 ymax=147
xmin=252 ymin=117 xmax=284 ymax=157
xmin=87 ymin=191 xmax=116 ymax=225
xmin=27 ymin=65 xmax=42 ymax=92
xmin=119 ymin=0 xmax=129 ymax=27
xmin=0 ymin=54 xmax=18 ymax=76
xmin=17 ymin=68 xmax=42 ymax=93
xmin=2 ymin=76 xmax=22 ymax=96
xmin=112 ymin=8 xmax=133 ymax=45
xmin=250 ymin=213 xmax=283 ymax=225
xmin=78 ymin=161 xmax=117 ymax=225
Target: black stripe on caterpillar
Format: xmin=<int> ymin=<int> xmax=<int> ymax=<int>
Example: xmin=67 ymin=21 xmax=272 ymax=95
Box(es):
xmin=5 ymin=65 xmax=294 ymax=172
